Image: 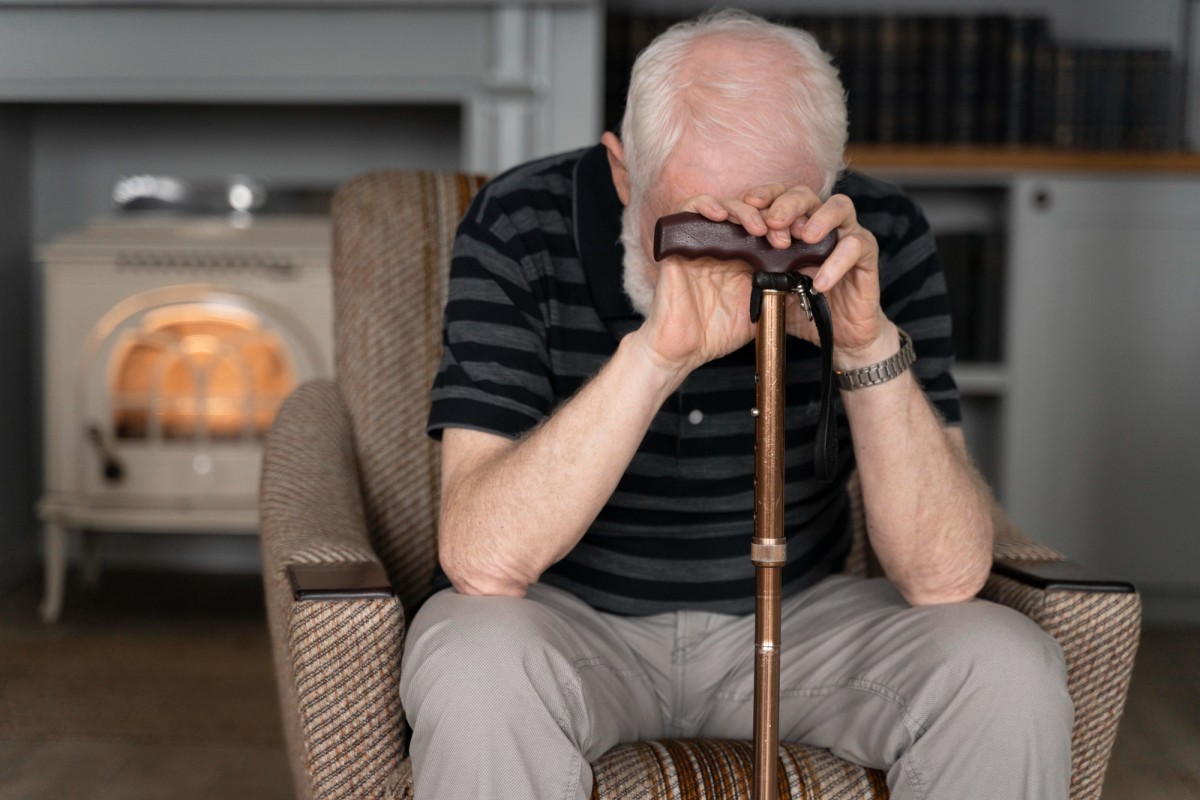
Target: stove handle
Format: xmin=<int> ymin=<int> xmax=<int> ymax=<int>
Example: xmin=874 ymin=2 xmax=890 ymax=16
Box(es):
xmin=86 ymin=424 xmax=125 ymax=484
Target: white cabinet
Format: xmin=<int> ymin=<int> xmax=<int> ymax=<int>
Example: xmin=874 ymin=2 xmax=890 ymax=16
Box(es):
xmin=882 ymin=166 xmax=1200 ymax=617
xmin=1003 ymin=175 xmax=1200 ymax=594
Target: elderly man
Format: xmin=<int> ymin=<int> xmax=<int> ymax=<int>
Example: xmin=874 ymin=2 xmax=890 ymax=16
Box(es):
xmin=401 ymin=10 xmax=1072 ymax=800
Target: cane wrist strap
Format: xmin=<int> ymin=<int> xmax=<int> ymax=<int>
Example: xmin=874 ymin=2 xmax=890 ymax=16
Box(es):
xmin=750 ymin=272 xmax=838 ymax=483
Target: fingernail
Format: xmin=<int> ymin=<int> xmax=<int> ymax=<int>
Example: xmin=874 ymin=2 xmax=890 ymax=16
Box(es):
xmin=814 ymin=272 xmax=831 ymax=292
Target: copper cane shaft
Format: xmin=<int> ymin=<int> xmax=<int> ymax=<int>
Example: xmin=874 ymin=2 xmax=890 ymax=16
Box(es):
xmin=752 ymin=290 xmax=787 ymax=800
xmin=651 ymin=214 xmax=837 ymax=800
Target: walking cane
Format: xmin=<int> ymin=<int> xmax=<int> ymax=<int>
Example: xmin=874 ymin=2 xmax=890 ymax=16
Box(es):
xmin=654 ymin=213 xmax=838 ymax=800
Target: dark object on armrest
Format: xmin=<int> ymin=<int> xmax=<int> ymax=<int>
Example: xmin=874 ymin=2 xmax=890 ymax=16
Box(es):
xmin=288 ymin=561 xmax=396 ymax=602
xmin=992 ymin=558 xmax=1136 ymax=594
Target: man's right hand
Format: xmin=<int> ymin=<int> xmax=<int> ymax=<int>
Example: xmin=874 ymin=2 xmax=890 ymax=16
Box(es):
xmin=634 ymin=252 xmax=756 ymax=386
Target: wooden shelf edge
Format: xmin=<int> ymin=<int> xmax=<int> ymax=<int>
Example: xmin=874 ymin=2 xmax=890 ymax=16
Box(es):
xmin=845 ymin=146 xmax=1200 ymax=174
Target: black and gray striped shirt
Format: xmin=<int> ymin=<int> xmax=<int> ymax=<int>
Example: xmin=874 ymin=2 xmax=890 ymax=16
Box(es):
xmin=428 ymin=144 xmax=960 ymax=616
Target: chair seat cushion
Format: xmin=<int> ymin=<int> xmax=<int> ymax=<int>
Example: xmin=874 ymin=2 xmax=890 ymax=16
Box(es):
xmin=592 ymin=739 xmax=889 ymax=799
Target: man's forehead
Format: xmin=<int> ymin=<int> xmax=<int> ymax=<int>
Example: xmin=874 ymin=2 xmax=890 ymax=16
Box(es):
xmin=651 ymin=151 xmax=816 ymax=209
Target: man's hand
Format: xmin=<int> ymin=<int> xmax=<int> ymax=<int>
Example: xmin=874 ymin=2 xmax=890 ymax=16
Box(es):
xmin=682 ymin=184 xmax=893 ymax=368
xmin=638 ymin=253 xmax=755 ymax=380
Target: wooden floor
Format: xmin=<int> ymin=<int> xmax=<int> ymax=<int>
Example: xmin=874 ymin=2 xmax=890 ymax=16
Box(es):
xmin=0 ymin=570 xmax=293 ymax=800
xmin=0 ymin=569 xmax=1196 ymax=799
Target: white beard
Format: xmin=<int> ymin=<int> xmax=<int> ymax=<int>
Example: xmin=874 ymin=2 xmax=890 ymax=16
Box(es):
xmin=619 ymin=201 xmax=656 ymax=317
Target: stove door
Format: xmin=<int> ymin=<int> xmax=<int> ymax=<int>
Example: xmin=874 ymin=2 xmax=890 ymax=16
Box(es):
xmin=77 ymin=285 xmax=323 ymax=508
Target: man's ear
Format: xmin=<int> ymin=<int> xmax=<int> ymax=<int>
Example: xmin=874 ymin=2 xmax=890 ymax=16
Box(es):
xmin=601 ymin=131 xmax=632 ymax=207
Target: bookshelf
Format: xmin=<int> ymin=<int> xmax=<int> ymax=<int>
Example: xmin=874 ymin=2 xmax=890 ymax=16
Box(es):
xmin=602 ymin=9 xmax=1200 ymax=616
xmin=846 ymin=146 xmax=1200 ymax=174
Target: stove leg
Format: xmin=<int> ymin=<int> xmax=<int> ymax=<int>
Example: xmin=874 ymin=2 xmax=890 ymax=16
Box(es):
xmin=82 ymin=530 xmax=102 ymax=590
xmin=40 ymin=520 xmax=68 ymax=624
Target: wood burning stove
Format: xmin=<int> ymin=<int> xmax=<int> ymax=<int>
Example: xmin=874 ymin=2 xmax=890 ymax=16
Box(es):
xmin=37 ymin=214 xmax=333 ymax=621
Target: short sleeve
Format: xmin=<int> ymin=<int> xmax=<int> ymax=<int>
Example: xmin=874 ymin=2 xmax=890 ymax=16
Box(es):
xmin=426 ymin=191 xmax=555 ymax=441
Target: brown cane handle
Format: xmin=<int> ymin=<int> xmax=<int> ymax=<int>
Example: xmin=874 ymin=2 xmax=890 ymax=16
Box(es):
xmin=653 ymin=211 xmax=838 ymax=273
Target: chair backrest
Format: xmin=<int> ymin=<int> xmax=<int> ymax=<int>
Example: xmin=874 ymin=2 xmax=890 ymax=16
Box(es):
xmin=330 ymin=171 xmax=487 ymax=611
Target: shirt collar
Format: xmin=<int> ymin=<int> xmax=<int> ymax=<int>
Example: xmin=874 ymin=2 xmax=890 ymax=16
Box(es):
xmin=572 ymin=143 xmax=640 ymax=329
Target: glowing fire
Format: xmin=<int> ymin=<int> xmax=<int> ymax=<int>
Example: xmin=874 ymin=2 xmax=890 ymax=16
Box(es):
xmin=111 ymin=303 xmax=295 ymax=440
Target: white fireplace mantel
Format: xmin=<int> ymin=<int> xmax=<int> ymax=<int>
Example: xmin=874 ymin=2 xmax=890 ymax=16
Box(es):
xmin=0 ymin=0 xmax=602 ymax=175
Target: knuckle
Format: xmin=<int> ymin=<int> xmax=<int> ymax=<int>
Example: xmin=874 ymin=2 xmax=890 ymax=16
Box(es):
xmin=856 ymin=229 xmax=879 ymax=257
xmin=747 ymin=182 xmax=786 ymax=199
xmin=830 ymin=193 xmax=856 ymax=216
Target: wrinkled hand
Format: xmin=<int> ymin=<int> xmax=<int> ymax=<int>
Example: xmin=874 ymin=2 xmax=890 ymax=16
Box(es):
xmin=639 ymin=251 xmax=754 ymax=380
xmin=684 ymin=184 xmax=893 ymax=365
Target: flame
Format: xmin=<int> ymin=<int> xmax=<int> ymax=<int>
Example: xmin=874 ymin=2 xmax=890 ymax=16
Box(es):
xmin=111 ymin=304 xmax=295 ymax=440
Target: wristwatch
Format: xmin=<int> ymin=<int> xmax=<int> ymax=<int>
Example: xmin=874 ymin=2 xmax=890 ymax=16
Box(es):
xmin=836 ymin=329 xmax=916 ymax=390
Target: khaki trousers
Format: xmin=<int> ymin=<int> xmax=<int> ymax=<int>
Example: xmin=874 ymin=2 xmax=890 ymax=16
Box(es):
xmin=401 ymin=575 xmax=1072 ymax=800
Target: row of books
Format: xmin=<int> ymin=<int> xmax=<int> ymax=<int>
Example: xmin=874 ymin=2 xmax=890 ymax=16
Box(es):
xmin=605 ymin=12 xmax=1183 ymax=150
xmin=938 ymin=232 xmax=1005 ymax=364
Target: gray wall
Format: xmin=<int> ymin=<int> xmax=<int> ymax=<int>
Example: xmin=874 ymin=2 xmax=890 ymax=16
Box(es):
xmin=31 ymin=103 xmax=461 ymax=244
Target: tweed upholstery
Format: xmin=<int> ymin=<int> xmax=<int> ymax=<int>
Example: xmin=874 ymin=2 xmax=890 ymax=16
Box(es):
xmin=261 ymin=380 xmax=405 ymax=800
xmin=331 ymin=171 xmax=488 ymax=613
xmin=382 ymin=743 xmax=887 ymax=800
xmin=591 ymin=741 xmax=888 ymax=800
xmin=260 ymin=170 xmax=1141 ymax=800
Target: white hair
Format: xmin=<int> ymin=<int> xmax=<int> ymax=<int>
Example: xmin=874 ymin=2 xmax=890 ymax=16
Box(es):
xmin=619 ymin=10 xmax=848 ymax=201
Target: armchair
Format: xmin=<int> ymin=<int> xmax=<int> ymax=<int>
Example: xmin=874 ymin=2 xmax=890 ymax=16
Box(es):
xmin=259 ymin=170 xmax=1141 ymax=799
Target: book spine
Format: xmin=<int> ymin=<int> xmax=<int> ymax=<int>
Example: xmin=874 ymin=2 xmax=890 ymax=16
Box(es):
xmin=895 ymin=17 xmax=924 ymax=143
xmin=978 ymin=14 xmax=1013 ymax=145
xmin=1128 ymin=49 xmax=1178 ymax=150
xmin=847 ymin=15 xmax=878 ymax=143
xmin=922 ymin=16 xmax=952 ymax=144
xmin=875 ymin=16 xmax=901 ymax=144
xmin=937 ymin=233 xmax=975 ymax=363
xmin=1053 ymin=46 xmax=1079 ymax=149
xmin=1005 ymin=17 xmax=1049 ymax=145
xmin=1030 ymin=26 xmax=1057 ymax=146
xmin=976 ymin=231 xmax=1006 ymax=363
xmin=603 ymin=11 xmax=630 ymax=133
xmin=1096 ymin=48 xmax=1129 ymax=150
xmin=950 ymin=16 xmax=982 ymax=144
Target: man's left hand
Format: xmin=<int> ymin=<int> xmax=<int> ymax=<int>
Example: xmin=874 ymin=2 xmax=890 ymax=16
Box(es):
xmin=742 ymin=184 xmax=894 ymax=365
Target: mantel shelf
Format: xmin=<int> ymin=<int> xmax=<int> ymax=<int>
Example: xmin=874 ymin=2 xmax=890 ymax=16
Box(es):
xmin=845 ymin=146 xmax=1200 ymax=175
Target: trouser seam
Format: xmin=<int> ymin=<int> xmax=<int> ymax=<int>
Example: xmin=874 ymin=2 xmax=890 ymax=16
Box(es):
xmin=838 ymin=677 xmax=929 ymax=739
xmin=836 ymin=676 xmax=929 ymax=799
xmin=714 ymin=676 xmax=929 ymax=796
xmin=563 ymin=658 xmax=657 ymax=758
xmin=713 ymin=676 xmax=928 ymax=740
xmin=572 ymin=655 xmax=653 ymax=685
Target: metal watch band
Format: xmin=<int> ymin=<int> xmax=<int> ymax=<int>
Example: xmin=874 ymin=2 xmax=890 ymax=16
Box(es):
xmin=836 ymin=329 xmax=916 ymax=390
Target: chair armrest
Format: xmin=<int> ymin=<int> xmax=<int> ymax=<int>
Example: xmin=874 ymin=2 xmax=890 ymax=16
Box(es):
xmin=260 ymin=380 xmax=405 ymax=800
xmin=992 ymin=557 xmax=1136 ymax=594
xmin=286 ymin=574 xmax=404 ymax=800
xmin=260 ymin=379 xmax=380 ymax=563
xmin=288 ymin=561 xmax=396 ymax=601
xmin=981 ymin=524 xmax=1141 ymax=800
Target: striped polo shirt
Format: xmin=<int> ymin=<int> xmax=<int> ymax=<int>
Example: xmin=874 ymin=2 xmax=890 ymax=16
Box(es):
xmin=428 ymin=143 xmax=960 ymax=616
